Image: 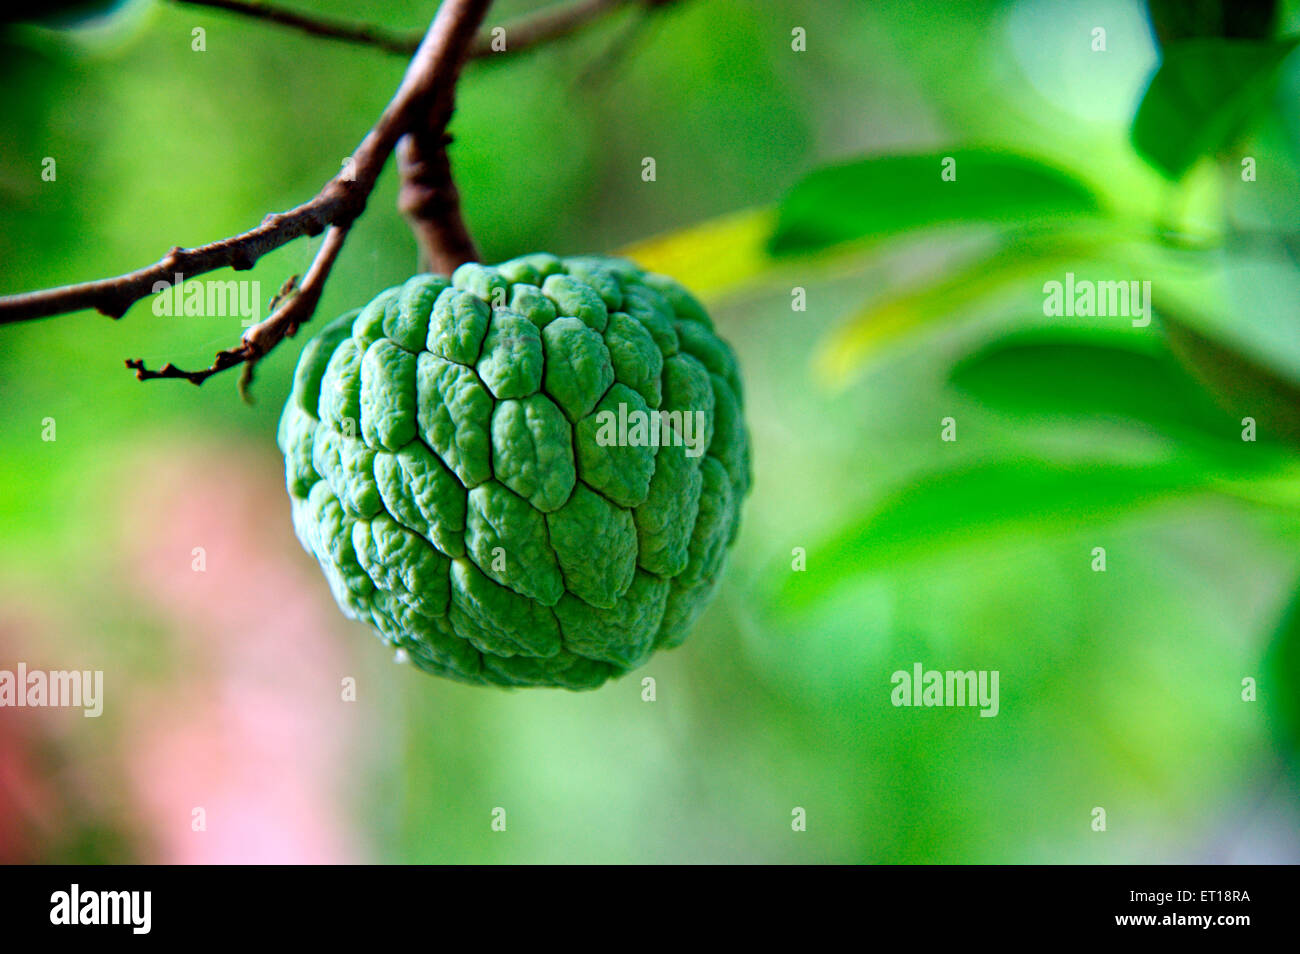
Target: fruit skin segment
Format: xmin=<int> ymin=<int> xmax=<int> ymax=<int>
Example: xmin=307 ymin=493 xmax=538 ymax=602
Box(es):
xmin=279 ymin=255 xmax=751 ymax=689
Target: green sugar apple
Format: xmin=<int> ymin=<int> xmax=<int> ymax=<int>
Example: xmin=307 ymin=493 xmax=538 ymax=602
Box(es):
xmin=278 ymin=253 xmax=751 ymax=689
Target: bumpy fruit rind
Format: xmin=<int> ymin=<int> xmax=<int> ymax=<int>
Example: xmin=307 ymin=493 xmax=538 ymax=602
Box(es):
xmin=279 ymin=255 xmax=751 ymax=689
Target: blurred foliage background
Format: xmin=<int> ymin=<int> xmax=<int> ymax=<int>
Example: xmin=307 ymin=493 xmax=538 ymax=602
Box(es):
xmin=1 ymin=0 xmax=1298 ymax=863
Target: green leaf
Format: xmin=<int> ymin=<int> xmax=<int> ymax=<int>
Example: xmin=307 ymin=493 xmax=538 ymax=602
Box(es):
xmin=778 ymin=460 xmax=1207 ymax=607
xmin=1263 ymin=577 xmax=1300 ymax=755
xmin=1144 ymin=0 xmax=1280 ymax=49
xmin=768 ymin=150 xmax=1101 ymax=256
xmin=1161 ymin=308 xmax=1300 ymax=448
xmin=620 ymin=207 xmax=778 ymax=300
xmin=948 ymin=327 xmax=1253 ymax=451
xmin=815 ymin=231 xmax=1114 ymax=385
xmin=1131 ymin=37 xmax=1299 ymax=180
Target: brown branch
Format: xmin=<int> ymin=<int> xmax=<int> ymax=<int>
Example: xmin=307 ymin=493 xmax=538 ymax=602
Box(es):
xmin=0 ymin=0 xmax=667 ymax=329
xmin=126 ymin=223 xmax=348 ymax=387
xmin=2 ymin=0 xmax=490 ymax=328
xmin=169 ymin=0 xmax=423 ymax=55
xmin=0 ymin=0 xmax=673 ymax=386
xmin=169 ymin=0 xmax=653 ymax=59
xmin=0 ymin=197 xmax=350 ymax=325
xmin=1 ymin=0 xmax=494 ymax=385
xmin=399 ymin=131 xmax=479 ymax=274
xmin=473 ymin=0 xmax=630 ymax=57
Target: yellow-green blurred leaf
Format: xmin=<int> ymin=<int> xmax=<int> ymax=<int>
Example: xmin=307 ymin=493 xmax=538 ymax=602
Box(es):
xmin=618 ymin=206 xmax=777 ymax=300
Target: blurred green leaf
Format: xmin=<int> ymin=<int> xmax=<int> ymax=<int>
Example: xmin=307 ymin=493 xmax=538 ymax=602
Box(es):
xmin=816 ymin=232 xmax=1114 ymax=385
xmin=1161 ymin=308 xmax=1300 ymax=447
xmin=1145 ymin=0 xmax=1280 ymax=49
xmin=1 ymin=0 xmax=127 ymax=27
xmin=778 ymin=459 xmax=1207 ymax=607
xmin=768 ymin=150 xmax=1101 ymax=257
xmin=948 ymin=327 xmax=1252 ymax=450
xmin=1131 ymin=37 xmax=1299 ymax=180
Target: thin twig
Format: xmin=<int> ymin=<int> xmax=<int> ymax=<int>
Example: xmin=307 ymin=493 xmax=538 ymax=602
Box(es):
xmin=126 ymin=223 xmax=349 ymax=387
xmin=118 ymin=0 xmax=493 ymax=383
xmin=0 ymin=0 xmax=672 ymax=386
xmin=1 ymin=0 xmax=489 ymax=329
xmin=170 ymin=0 xmax=649 ymax=59
xmin=170 ymin=0 xmax=422 ymax=55
xmin=572 ymin=1 xmax=661 ymax=89
xmin=472 ymin=0 xmax=633 ymax=57
xmin=0 ymin=199 xmax=348 ymax=325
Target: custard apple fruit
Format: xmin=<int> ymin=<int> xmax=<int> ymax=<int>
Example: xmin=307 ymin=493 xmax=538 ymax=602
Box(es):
xmin=278 ymin=254 xmax=751 ymax=689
